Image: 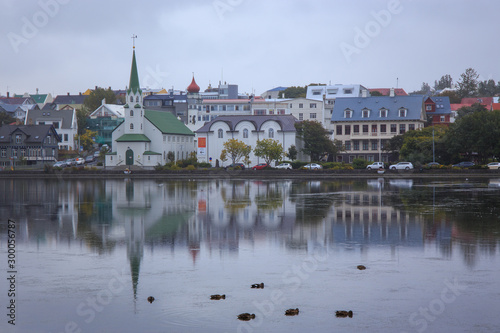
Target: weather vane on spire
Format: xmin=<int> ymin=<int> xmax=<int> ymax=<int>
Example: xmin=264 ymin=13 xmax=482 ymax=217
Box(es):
xmin=131 ymin=34 xmax=137 ymax=48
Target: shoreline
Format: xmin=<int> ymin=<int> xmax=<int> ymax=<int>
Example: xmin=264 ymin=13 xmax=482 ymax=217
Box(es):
xmin=0 ymin=169 xmax=498 ymax=180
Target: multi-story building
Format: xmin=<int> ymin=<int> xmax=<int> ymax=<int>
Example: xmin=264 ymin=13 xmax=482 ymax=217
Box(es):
xmin=331 ymin=94 xmax=426 ymax=163
xmin=87 ymin=102 xmax=125 ymax=148
xmin=424 ymin=96 xmax=452 ymax=126
xmin=285 ymin=97 xmax=325 ymax=124
xmin=0 ymin=124 xmax=61 ymax=168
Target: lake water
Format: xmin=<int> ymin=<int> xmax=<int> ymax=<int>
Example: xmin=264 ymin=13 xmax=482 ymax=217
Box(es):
xmin=1 ymin=177 xmax=499 ymax=333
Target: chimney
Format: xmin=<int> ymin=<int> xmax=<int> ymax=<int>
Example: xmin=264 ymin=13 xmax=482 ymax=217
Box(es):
xmin=7 ymin=92 xmax=9 ymax=98
xmin=36 ymin=88 xmax=39 ymax=94
xmin=67 ymin=92 xmax=70 ymax=96
xmin=362 ymin=89 xmax=368 ymax=98
xmin=390 ymin=88 xmax=395 ymax=97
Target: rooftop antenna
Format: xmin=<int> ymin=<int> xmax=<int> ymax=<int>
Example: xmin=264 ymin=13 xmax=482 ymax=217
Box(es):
xmin=131 ymin=34 xmax=137 ymax=48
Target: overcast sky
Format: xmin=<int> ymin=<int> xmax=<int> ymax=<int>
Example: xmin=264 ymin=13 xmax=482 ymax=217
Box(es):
xmin=1 ymin=0 xmax=499 ymax=98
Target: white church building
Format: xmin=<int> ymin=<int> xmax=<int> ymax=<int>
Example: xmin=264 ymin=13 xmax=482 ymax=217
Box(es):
xmin=106 ymin=48 xmax=195 ymax=168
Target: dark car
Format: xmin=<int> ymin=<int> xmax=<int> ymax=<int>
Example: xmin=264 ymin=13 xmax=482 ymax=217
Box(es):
xmin=453 ymin=161 xmax=475 ymax=168
xmin=85 ymin=155 xmax=95 ymax=163
xmin=225 ymin=163 xmax=245 ymax=170
xmin=252 ymin=163 xmax=269 ymax=170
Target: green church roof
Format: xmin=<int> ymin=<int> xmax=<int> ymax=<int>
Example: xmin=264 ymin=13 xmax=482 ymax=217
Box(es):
xmin=144 ymin=109 xmax=194 ymax=136
xmin=127 ymin=50 xmax=142 ymax=95
xmin=116 ymin=133 xmax=151 ymax=142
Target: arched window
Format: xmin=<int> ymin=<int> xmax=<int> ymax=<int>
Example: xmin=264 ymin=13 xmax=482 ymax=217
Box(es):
xmin=136 ymin=96 xmax=139 ymax=103
xmin=268 ymin=128 xmax=274 ymax=138
xmin=130 ymin=110 xmax=134 ymax=117
xmin=129 ymin=96 xmax=133 ymax=103
xmin=243 ymin=129 xmax=248 ymax=138
xmin=130 ymin=123 xmax=134 ymax=130
xmin=218 ymin=129 xmax=223 ymax=138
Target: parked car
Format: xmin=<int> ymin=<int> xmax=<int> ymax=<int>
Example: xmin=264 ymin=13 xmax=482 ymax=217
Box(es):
xmin=225 ymin=162 xmax=245 ymax=170
xmin=53 ymin=161 xmax=67 ymax=168
xmin=93 ymin=151 xmax=101 ymax=158
xmin=425 ymin=162 xmax=441 ymax=167
xmin=252 ymin=163 xmax=268 ymax=170
xmin=303 ymin=163 xmax=323 ymax=170
xmin=75 ymin=158 xmax=85 ymax=165
xmin=389 ymin=162 xmax=414 ymax=170
xmin=65 ymin=158 xmax=77 ymax=167
xmin=366 ymin=162 xmax=385 ymax=170
xmin=487 ymin=162 xmax=500 ymax=170
xmin=85 ymin=155 xmax=95 ymax=163
xmin=452 ymin=161 xmax=475 ymax=168
xmin=275 ymin=163 xmax=292 ymax=170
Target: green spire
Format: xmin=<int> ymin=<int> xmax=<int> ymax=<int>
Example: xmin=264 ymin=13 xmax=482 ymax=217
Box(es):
xmin=127 ymin=49 xmax=141 ymax=95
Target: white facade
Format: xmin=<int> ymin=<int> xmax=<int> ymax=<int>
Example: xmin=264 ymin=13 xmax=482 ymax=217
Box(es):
xmin=196 ymin=115 xmax=298 ymax=167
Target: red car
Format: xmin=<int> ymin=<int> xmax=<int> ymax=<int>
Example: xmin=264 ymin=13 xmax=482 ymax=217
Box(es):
xmin=252 ymin=163 xmax=268 ymax=170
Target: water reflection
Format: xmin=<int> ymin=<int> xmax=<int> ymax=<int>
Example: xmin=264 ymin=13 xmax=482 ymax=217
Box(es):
xmin=1 ymin=178 xmax=499 ymax=268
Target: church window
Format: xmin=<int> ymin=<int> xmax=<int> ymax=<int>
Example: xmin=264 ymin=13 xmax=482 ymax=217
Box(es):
xmin=268 ymin=128 xmax=274 ymax=138
xmin=218 ymin=129 xmax=223 ymax=138
xmin=243 ymin=129 xmax=248 ymax=138
xmin=130 ymin=123 xmax=134 ymax=130
xmin=130 ymin=110 xmax=134 ymax=117
xmin=130 ymin=96 xmax=133 ymax=103
xmin=136 ymin=96 xmax=139 ymax=103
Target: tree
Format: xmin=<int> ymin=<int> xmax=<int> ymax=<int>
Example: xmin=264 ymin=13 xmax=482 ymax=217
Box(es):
xmin=83 ymin=87 xmax=117 ymax=112
xmin=457 ymin=68 xmax=479 ymax=98
xmin=383 ymin=134 xmax=404 ymax=160
xmin=370 ymin=90 xmax=383 ymax=96
xmin=456 ymin=102 xmax=487 ymax=120
xmin=0 ymin=111 xmax=17 ymax=125
xmin=286 ymin=145 xmax=298 ymax=160
xmin=78 ymin=129 xmax=97 ymax=151
xmin=478 ymin=79 xmax=497 ymax=97
xmin=253 ymin=139 xmax=284 ymax=166
xmin=220 ymin=138 xmax=251 ymax=165
xmin=399 ymin=125 xmax=448 ymax=164
xmin=444 ymin=107 xmax=500 ymax=164
xmin=437 ymin=90 xmax=461 ymax=104
xmin=295 ymin=120 xmax=336 ymax=161
xmin=280 ymin=86 xmax=307 ymax=98
xmin=434 ymin=74 xmax=453 ymax=91
xmin=410 ymin=82 xmax=432 ymax=95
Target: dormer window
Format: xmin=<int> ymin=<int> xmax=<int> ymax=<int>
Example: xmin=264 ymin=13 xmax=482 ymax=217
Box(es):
xmin=379 ymin=109 xmax=388 ymax=117
xmin=327 ymin=89 xmax=338 ymax=95
xmin=312 ymin=90 xmax=322 ymax=95
xmin=343 ymin=89 xmax=353 ymax=94
xmin=362 ymin=108 xmax=370 ymax=118
xmin=344 ymin=109 xmax=352 ymax=118
xmin=399 ymin=108 xmax=407 ymax=117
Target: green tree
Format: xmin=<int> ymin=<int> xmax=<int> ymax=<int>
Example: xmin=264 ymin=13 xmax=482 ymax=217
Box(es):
xmin=0 ymin=111 xmax=17 ymax=125
xmin=383 ymin=134 xmax=405 ymax=160
xmin=478 ymin=79 xmax=497 ymax=97
xmin=220 ymin=138 xmax=251 ymax=165
xmin=370 ymin=90 xmax=383 ymax=96
xmin=280 ymin=86 xmax=307 ymax=98
xmin=399 ymin=125 xmax=448 ymax=164
xmin=457 ymin=68 xmax=479 ymax=98
xmin=295 ymin=120 xmax=336 ymax=161
xmin=253 ymin=139 xmax=284 ymax=166
xmin=286 ymin=145 xmax=298 ymax=160
xmin=83 ymin=87 xmax=117 ymax=112
xmin=444 ymin=108 xmax=500 ymax=164
xmin=456 ymin=102 xmax=487 ymax=119
xmin=437 ymin=90 xmax=461 ymax=104
xmin=410 ymin=82 xmax=432 ymax=95
xmin=434 ymin=74 xmax=453 ymax=91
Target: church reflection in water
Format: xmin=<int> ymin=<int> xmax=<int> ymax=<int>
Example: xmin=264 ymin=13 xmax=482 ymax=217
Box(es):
xmin=1 ymin=177 xmax=498 ymax=292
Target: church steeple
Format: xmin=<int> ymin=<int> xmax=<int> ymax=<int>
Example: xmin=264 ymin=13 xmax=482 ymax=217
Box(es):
xmin=127 ymin=49 xmax=141 ymax=95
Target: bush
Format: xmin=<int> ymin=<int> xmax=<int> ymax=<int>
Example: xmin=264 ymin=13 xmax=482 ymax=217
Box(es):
xmin=185 ymin=165 xmax=196 ymax=171
xmin=291 ymin=161 xmax=308 ymax=169
xmin=352 ymin=158 xmax=369 ymax=169
xmin=197 ymin=162 xmax=212 ymax=168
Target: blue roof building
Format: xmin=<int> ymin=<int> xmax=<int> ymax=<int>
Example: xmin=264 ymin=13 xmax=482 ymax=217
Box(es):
xmin=331 ymin=95 xmax=426 ymax=163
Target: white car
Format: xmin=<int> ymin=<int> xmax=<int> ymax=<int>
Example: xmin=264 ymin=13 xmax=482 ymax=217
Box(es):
xmin=366 ymin=162 xmax=385 ymax=170
xmin=389 ymin=162 xmax=414 ymax=170
xmin=275 ymin=163 xmax=292 ymax=170
xmin=487 ymin=162 xmax=500 ymax=170
xmin=303 ymin=163 xmax=322 ymax=170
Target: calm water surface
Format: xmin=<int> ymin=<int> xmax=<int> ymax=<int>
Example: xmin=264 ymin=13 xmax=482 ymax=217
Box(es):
xmin=0 ymin=178 xmax=499 ymax=333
